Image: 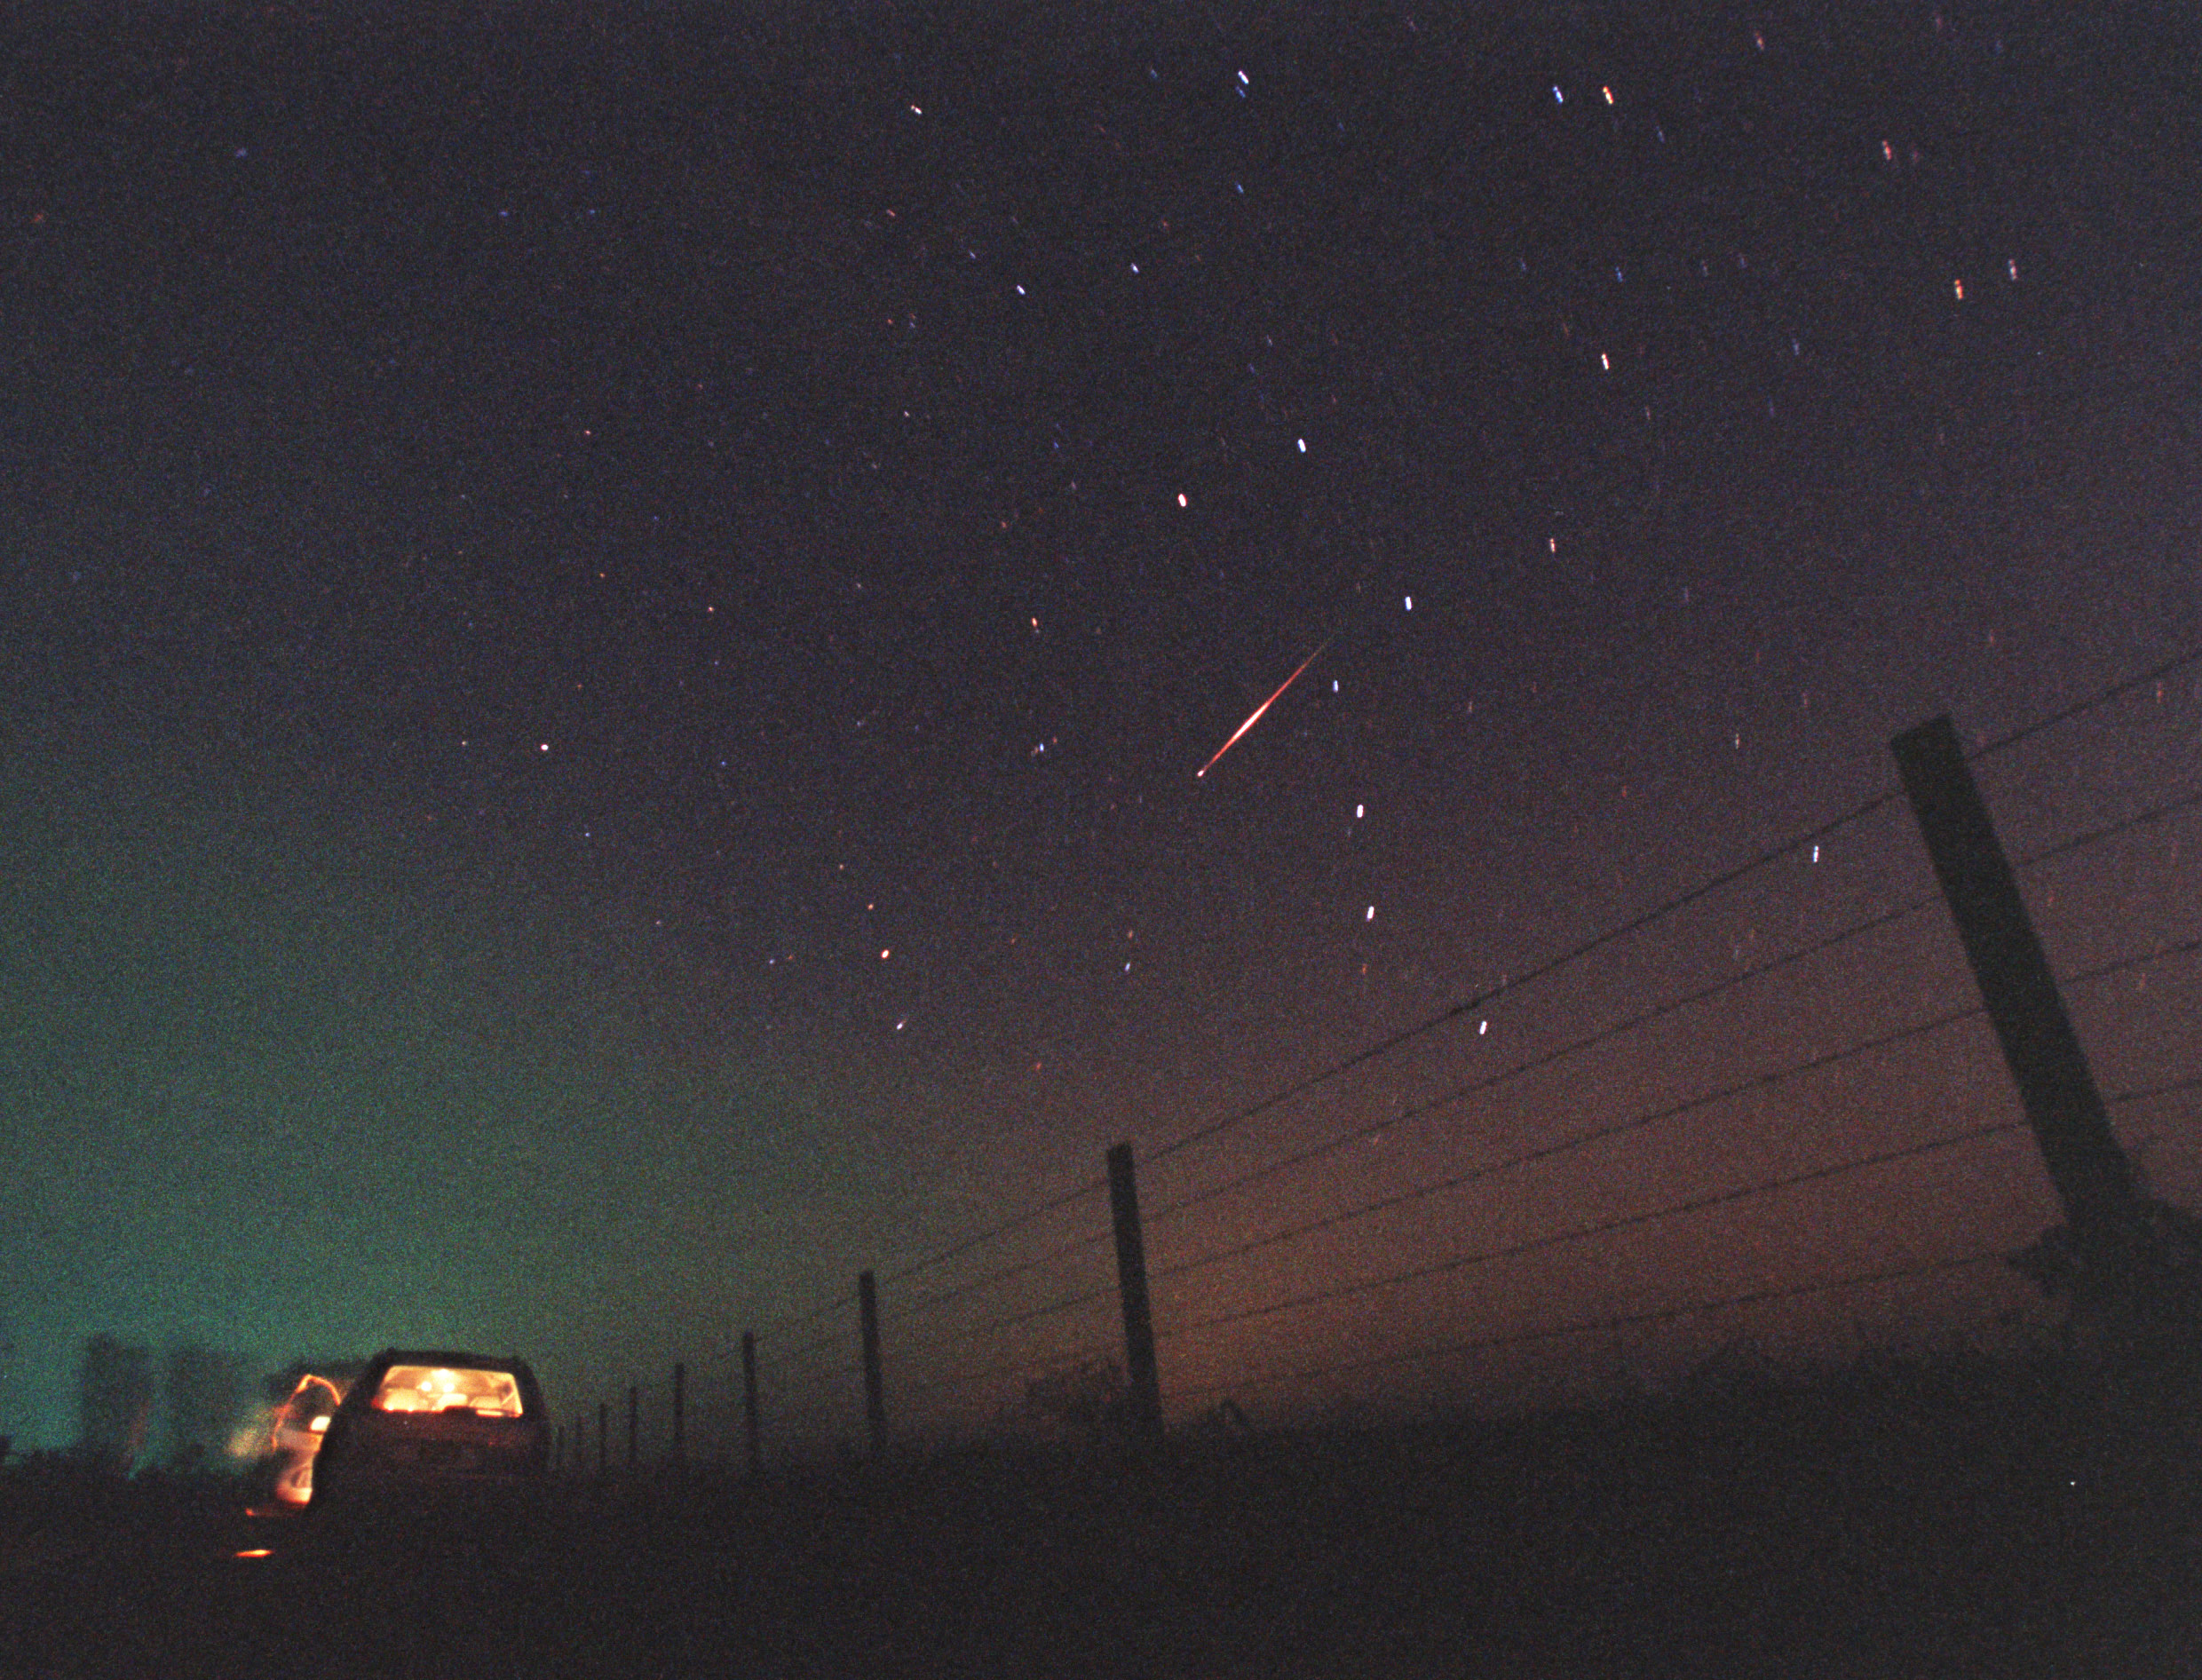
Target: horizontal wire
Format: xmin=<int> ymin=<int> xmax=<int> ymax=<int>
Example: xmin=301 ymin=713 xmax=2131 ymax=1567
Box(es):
xmin=770 ymin=1331 xmax=856 ymax=1371
xmin=1970 ymin=640 xmax=2202 ymax=763
xmin=896 ymin=1228 xmax=1118 ymax=1320
xmin=893 ymin=1274 xmax=1120 ymax=1361
xmin=764 ymin=786 xmax=2197 ymax=1351
xmin=2019 ymin=782 xmax=2202 ymax=868
xmin=1159 ymin=1120 xmax=2023 ymax=1343
xmin=824 ymin=908 xmax=2198 ymax=1374
xmin=915 ymin=899 xmax=1927 ymax=1335
xmin=1151 ymin=995 xmax=1990 ymax=1287
xmin=1160 ymin=1248 xmax=2012 ymax=1403
xmin=1150 ymin=779 xmax=2202 ymax=1232
xmin=1147 ymin=785 xmax=1903 ymax=1168
xmin=899 ymin=1340 xmax=1119 ymax=1398
xmin=877 ymin=1173 xmax=1113 ymax=1289
xmin=1149 ymin=894 xmax=1934 ymax=1227
xmin=2106 ymin=1071 xmax=2202 ymax=1106
xmin=1153 ymin=928 xmax=2202 ymax=1291
xmin=743 ymin=795 xmax=1882 ymax=1342
xmin=756 ymin=1179 xmax=1109 ymax=1342
xmin=1148 ymin=827 xmax=2202 ymax=1292
xmin=2070 ymin=932 xmax=2202 ymax=988
xmin=757 ymin=1289 xmax=858 ymax=1343
xmin=759 ymin=968 xmax=2186 ymax=1420
xmin=756 ymin=929 xmax=2196 ymax=1393
xmin=749 ymin=647 xmax=2202 ymax=1351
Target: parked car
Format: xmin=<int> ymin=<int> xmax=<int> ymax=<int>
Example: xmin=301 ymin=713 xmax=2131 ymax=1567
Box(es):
xmin=310 ymin=1349 xmax=549 ymax=1516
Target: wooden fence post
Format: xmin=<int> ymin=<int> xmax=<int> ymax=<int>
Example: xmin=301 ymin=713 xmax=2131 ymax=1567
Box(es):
xmin=741 ymin=1330 xmax=762 ymax=1478
xmin=859 ymin=1270 xmax=887 ymax=1453
xmin=1892 ymin=714 xmax=2146 ymax=1287
xmin=1107 ymin=1141 xmax=1165 ymax=1445
xmin=672 ymin=1361 xmax=686 ymax=1465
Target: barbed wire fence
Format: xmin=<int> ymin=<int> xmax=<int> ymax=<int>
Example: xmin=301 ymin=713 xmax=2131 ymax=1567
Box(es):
xmin=574 ymin=648 xmax=2201 ymax=1476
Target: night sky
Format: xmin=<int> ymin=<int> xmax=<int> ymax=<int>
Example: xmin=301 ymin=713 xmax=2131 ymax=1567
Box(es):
xmin=4 ymin=1 xmax=2198 ymax=1454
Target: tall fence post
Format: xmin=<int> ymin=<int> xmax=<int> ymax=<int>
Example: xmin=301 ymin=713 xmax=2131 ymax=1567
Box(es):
xmin=627 ymin=1384 xmax=639 ymax=1470
xmin=1891 ymin=715 xmax=2146 ymax=1288
xmin=597 ymin=1401 xmax=608 ymax=1476
xmin=858 ymin=1270 xmax=887 ymax=1453
xmin=1107 ymin=1141 xmax=1166 ymax=1445
xmin=741 ymin=1329 xmax=763 ymax=1478
xmin=672 ymin=1361 xmax=686 ymax=1465
xmin=574 ymin=1413 xmax=586 ymax=1473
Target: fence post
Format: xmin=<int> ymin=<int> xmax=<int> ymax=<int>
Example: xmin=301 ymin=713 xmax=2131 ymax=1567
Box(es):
xmin=741 ymin=1330 xmax=762 ymax=1478
xmin=1891 ymin=715 xmax=2145 ymax=1288
xmin=1107 ymin=1141 xmax=1166 ymax=1445
xmin=574 ymin=1413 xmax=586 ymax=1472
xmin=859 ymin=1270 xmax=887 ymax=1453
xmin=597 ymin=1401 xmax=608 ymax=1476
xmin=627 ymin=1384 xmax=639 ymax=1470
xmin=672 ymin=1361 xmax=685 ymax=1465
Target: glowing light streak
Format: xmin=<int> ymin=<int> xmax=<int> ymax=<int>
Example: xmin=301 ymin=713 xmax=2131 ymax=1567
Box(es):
xmin=1195 ymin=638 xmax=1332 ymax=779
xmin=268 ymin=1373 xmax=345 ymax=1453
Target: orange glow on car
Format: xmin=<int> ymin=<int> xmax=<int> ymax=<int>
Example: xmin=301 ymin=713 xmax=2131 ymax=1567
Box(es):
xmin=268 ymin=1374 xmax=345 ymax=1452
xmin=372 ymin=1364 xmax=526 ymax=1416
xmin=271 ymin=1372 xmax=349 ymax=1507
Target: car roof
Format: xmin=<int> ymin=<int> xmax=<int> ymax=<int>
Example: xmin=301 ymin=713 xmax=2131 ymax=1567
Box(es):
xmin=368 ymin=1348 xmax=532 ymax=1371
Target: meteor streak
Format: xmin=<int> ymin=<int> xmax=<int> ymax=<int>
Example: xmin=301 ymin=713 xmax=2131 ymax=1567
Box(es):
xmin=1196 ymin=638 xmax=1333 ymax=778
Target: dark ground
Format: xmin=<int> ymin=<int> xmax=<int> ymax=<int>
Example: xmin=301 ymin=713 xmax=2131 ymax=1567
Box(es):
xmin=5 ymin=1353 xmax=2199 ymax=1678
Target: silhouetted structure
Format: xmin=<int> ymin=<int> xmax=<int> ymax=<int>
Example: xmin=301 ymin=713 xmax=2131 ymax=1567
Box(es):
xmin=1894 ymin=713 xmax=2202 ymax=1343
xmin=76 ymin=1335 xmax=154 ymax=1469
xmin=1107 ymin=1142 xmax=1165 ymax=1444
xmin=162 ymin=1343 xmax=250 ymax=1469
xmin=859 ymin=1271 xmax=886 ymax=1451
xmin=672 ymin=1360 xmax=685 ymax=1462
xmin=741 ymin=1329 xmax=762 ymax=1476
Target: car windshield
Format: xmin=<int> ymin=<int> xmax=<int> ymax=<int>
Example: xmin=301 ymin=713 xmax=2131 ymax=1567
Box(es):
xmin=371 ymin=1365 xmax=525 ymax=1417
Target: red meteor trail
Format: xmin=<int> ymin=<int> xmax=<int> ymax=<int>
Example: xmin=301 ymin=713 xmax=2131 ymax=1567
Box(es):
xmin=1196 ymin=638 xmax=1334 ymax=778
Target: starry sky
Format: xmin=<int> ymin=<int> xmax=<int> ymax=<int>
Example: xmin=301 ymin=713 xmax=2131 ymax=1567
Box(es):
xmin=3 ymin=0 xmax=2198 ymax=1454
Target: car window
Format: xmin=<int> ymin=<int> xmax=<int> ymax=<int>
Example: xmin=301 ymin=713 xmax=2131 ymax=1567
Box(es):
xmin=371 ymin=1365 xmax=526 ymax=1417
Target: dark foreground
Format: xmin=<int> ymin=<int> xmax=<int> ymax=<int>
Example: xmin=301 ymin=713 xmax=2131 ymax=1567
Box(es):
xmin=5 ymin=1358 xmax=2198 ymax=1678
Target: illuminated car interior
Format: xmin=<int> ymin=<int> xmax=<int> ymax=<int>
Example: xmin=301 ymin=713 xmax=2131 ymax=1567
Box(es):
xmin=370 ymin=1365 xmax=527 ymax=1417
xmin=271 ymin=1374 xmax=347 ymax=1505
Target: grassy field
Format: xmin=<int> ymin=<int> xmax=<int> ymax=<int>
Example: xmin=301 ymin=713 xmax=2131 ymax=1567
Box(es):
xmin=4 ymin=1348 xmax=2197 ymax=1677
